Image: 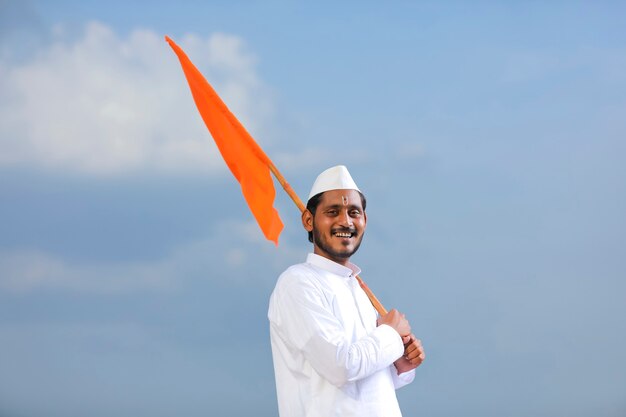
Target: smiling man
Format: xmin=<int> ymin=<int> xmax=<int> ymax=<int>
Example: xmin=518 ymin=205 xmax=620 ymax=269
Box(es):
xmin=268 ymin=165 xmax=425 ymax=417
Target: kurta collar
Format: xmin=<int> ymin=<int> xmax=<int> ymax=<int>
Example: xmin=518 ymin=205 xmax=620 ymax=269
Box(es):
xmin=306 ymin=253 xmax=362 ymax=278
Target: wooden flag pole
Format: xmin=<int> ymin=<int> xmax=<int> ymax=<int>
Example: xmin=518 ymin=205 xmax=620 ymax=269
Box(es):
xmin=267 ymin=162 xmax=388 ymax=316
xmin=355 ymin=276 xmax=388 ymax=316
xmin=268 ymin=162 xmax=306 ymax=213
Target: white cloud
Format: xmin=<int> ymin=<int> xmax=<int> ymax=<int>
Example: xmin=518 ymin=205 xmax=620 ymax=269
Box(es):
xmin=0 ymin=22 xmax=274 ymax=176
xmin=0 ymin=248 xmax=176 ymax=293
xmin=273 ymin=147 xmax=374 ymax=172
xmin=273 ymin=147 xmax=334 ymax=170
xmin=0 ymin=219 xmax=302 ymax=294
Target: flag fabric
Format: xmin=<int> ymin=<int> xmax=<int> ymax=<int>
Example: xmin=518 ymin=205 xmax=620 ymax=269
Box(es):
xmin=166 ymin=36 xmax=283 ymax=244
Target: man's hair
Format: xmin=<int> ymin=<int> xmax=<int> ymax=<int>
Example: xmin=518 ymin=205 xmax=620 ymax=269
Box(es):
xmin=306 ymin=191 xmax=367 ymax=243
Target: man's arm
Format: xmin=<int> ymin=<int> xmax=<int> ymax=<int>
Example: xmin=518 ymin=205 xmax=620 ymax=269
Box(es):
xmin=270 ymin=276 xmax=407 ymax=387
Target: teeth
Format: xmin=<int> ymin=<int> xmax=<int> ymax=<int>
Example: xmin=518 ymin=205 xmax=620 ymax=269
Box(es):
xmin=335 ymin=232 xmax=352 ymax=238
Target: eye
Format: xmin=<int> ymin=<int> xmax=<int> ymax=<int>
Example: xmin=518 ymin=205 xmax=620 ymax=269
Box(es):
xmin=325 ymin=209 xmax=338 ymax=216
xmin=350 ymin=210 xmax=361 ymax=217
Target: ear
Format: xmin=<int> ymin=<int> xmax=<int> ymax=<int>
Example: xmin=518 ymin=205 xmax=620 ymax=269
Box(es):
xmin=302 ymin=209 xmax=314 ymax=232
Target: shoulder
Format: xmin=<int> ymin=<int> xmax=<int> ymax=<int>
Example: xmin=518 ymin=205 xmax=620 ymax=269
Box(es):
xmin=269 ymin=262 xmax=327 ymax=322
xmin=274 ymin=262 xmax=320 ymax=293
xmin=271 ymin=262 xmax=336 ymax=307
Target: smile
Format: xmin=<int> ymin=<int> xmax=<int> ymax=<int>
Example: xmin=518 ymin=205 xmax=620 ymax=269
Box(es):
xmin=332 ymin=230 xmax=355 ymax=238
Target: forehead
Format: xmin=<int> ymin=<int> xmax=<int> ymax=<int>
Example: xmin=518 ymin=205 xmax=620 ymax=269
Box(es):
xmin=319 ymin=189 xmax=363 ymax=208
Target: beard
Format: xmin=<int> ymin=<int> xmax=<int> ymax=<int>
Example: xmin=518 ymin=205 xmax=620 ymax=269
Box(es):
xmin=312 ymin=225 xmax=364 ymax=261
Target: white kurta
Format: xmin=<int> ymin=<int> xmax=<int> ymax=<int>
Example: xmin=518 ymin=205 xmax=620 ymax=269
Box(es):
xmin=268 ymin=253 xmax=415 ymax=417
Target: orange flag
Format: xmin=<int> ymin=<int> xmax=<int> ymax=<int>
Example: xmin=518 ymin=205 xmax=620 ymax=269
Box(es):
xmin=166 ymin=36 xmax=283 ymax=244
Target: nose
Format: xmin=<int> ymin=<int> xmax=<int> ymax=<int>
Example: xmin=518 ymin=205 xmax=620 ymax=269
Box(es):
xmin=339 ymin=209 xmax=353 ymax=227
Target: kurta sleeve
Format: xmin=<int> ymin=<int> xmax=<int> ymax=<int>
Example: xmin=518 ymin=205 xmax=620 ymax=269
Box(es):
xmin=392 ymin=368 xmax=415 ymax=389
xmin=270 ymin=271 xmax=404 ymax=388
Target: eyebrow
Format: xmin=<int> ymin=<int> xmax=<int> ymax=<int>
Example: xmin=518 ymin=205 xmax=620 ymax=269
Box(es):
xmin=323 ymin=204 xmax=362 ymax=211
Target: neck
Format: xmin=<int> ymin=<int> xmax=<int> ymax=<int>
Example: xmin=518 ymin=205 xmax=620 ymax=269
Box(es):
xmin=313 ymin=247 xmax=351 ymax=266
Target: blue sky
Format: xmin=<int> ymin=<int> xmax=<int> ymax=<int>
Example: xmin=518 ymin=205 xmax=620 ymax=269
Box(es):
xmin=1 ymin=1 xmax=625 ymax=416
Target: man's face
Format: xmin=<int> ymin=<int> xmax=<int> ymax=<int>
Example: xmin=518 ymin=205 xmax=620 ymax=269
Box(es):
xmin=303 ymin=189 xmax=367 ymax=265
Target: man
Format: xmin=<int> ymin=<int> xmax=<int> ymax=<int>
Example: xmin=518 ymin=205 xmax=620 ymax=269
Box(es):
xmin=268 ymin=165 xmax=425 ymax=417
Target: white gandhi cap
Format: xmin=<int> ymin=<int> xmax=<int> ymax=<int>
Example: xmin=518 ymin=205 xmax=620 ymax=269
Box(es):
xmin=308 ymin=165 xmax=361 ymax=200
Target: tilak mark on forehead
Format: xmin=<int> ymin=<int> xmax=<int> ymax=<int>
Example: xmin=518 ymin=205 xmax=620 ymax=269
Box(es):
xmin=342 ymin=195 xmax=349 ymax=205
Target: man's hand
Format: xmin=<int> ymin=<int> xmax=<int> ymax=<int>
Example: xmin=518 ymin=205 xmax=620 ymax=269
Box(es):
xmin=394 ymin=334 xmax=425 ymax=374
xmin=377 ymin=309 xmax=411 ymax=338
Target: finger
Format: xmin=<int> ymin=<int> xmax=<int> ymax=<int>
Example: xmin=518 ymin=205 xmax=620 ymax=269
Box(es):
xmin=410 ymin=357 xmax=423 ymax=366
xmin=404 ymin=342 xmax=418 ymax=354
xmin=404 ymin=337 xmax=420 ymax=351
xmin=412 ymin=352 xmax=426 ymax=365
xmin=405 ymin=344 xmax=425 ymax=360
xmin=409 ymin=352 xmax=425 ymax=365
xmin=412 ymin=340 xmax=423 ymax=350
xmin=411 ymin=345 xmax=424 ymax=358
xmin=405 ymin=347 xmax=419 ymax=360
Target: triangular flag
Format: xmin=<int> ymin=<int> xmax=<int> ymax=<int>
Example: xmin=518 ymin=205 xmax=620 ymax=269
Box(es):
xmin=166 ymin=36 xmax=283 ymax=244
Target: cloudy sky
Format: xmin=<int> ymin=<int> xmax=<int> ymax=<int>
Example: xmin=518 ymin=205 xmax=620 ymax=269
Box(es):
xmin=1 ymin=1 xmax=625 ymax=416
